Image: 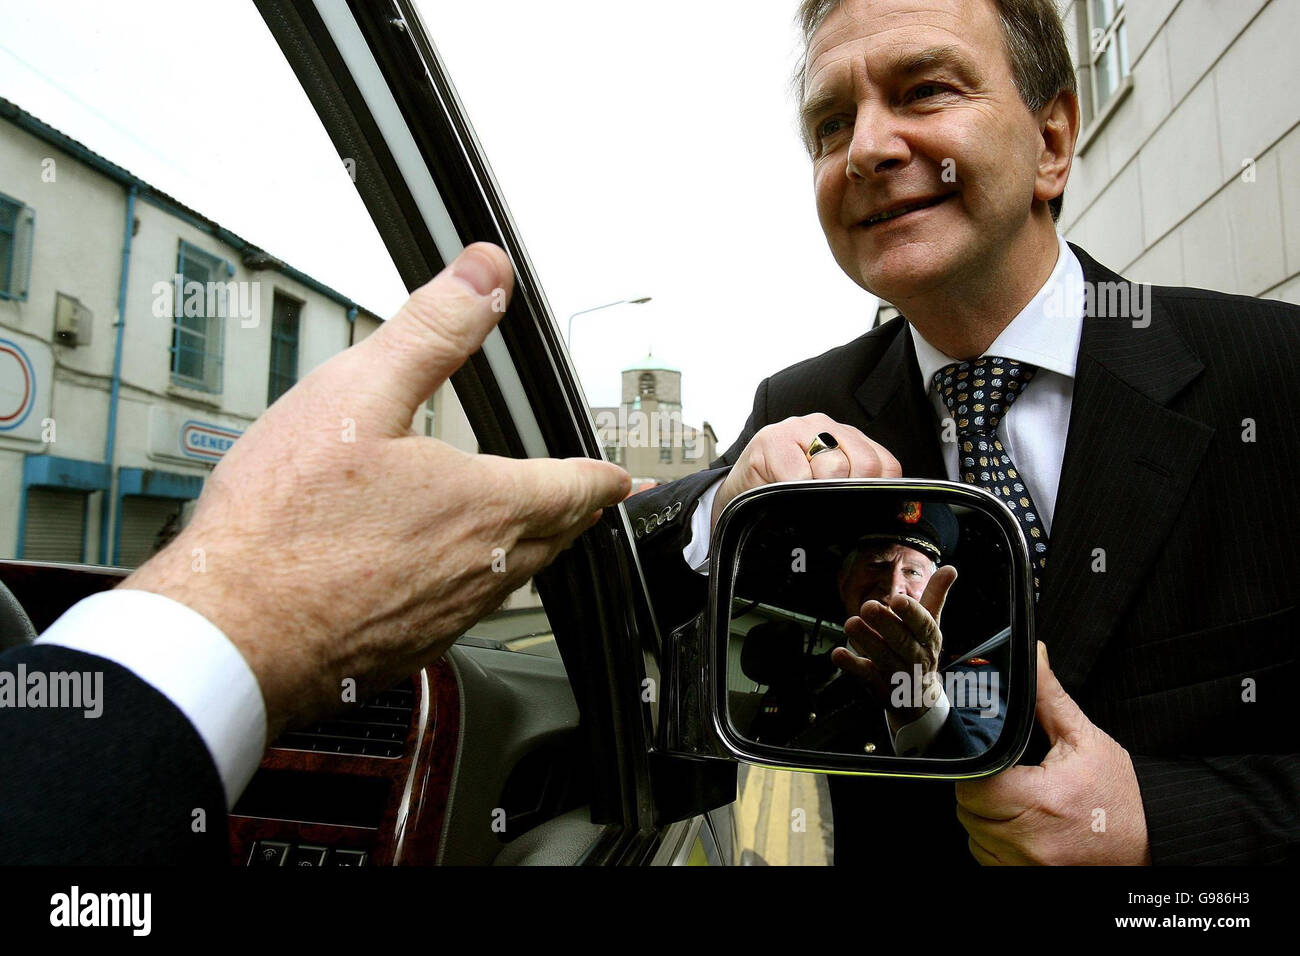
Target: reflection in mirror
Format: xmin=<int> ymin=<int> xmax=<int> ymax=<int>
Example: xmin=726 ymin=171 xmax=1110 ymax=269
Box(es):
xmin=726 ymin=493 xmax=1011 ymax=760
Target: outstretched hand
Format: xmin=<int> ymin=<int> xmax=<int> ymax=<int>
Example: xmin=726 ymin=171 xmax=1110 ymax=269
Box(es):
xmin=125 ymin=244 xmax=632 ymax=740
xmin=833 ymin=565 xmax=957 ymax=723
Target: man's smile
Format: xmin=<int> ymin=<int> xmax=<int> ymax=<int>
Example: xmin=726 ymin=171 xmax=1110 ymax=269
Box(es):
xmin=857 ymin=192 xmax=956 ymax=229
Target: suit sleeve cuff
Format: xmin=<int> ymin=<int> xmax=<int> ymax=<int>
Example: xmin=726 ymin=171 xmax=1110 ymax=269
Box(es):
xmin=36 ymin=589 xmax=267 ymax=809
xmin=889 ymin=688 xmax=951 ymax=757
xmin=681 ymin=477 xmax=725 ymax=575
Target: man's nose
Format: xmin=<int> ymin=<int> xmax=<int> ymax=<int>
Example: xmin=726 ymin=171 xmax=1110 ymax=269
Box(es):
xmin=846 ymin=103 xmax=909 ymax=182
xmin=891 ymin=565 xmax=910 ymax=597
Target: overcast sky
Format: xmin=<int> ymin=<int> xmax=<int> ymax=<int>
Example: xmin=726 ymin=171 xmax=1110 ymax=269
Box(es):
xmin=0 ymin=0 xmax=879 ymax=448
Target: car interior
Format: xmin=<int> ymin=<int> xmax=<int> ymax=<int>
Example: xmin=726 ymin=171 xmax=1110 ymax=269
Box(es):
xmin=0 ymin=0 xmax=735 ymax=866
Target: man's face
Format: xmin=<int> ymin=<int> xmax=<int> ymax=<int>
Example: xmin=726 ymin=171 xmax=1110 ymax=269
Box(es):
xmin=839 ymin=542 xmax=935 ymax=615
xmin=801 ymin=0 xmax=1049 ymax=302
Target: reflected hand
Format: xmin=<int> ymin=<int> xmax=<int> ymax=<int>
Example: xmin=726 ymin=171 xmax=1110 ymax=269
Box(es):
xmin=710 ymin=415 xmax=901 ymax=532
xmin=832 ymin=565 xmax=957 ymax=725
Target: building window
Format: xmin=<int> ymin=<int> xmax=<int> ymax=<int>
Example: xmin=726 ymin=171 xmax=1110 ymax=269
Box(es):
xmin=170 ymin=240 xmax=227 ymax=392
xmin=0 ymin=192 xmax=35 ymax=301
xmin=1086 ymin=0 xmax=1130 ymax=115
xmin=659 ymin=445 xmax=673 ymax=464
xmin=638 ymin=371 xmax=656 ymax=399
xmin=267 ymin=292 xmax=302 ymax=404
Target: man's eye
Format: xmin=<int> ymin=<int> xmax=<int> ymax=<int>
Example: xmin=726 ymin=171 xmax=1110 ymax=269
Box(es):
xmin=907 ymin=83 xmax=944 ymax=102
xmin=818 ymin=117 xmax=848 ymax=140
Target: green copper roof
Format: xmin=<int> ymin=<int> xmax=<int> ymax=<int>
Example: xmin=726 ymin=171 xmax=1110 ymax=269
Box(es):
xmin=623 ymin=352 xmax=678 ymax=372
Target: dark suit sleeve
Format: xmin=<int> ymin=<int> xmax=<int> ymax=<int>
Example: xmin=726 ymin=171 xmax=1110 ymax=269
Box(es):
xmin=1131 ymin=754 xmax=1300 ymax=865
xmin=626 ymin=377 xmax=773 ymax=632
xmin=927 ymin=679 xmax=1007 ymax=759
xmin=0 ymin=644 xmax=230 ymax=864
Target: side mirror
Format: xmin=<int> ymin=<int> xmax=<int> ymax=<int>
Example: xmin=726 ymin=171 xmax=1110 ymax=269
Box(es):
xmin=664 ymin=480 xmax=1036 ymax=779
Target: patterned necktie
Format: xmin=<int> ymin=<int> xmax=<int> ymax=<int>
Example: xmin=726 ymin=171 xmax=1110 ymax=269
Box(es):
xmin=933 ymin=357 xmax=1048 ymax=597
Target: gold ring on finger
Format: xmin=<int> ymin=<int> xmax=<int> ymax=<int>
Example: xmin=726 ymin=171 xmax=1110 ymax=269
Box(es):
xmin=806 ymin=431 xmax=840 ymax=462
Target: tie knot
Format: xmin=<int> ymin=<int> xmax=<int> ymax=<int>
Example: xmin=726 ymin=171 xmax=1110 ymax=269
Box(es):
xmin=933 ymin=356 xmax=1037 ymax=435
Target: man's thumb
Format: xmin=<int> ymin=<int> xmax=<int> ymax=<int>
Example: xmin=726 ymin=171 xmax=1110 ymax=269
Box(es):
xmin=1034 ymin=641 xmax=1087 ymax=750
xmin=360 ymin=243 xmax=514 ymax=418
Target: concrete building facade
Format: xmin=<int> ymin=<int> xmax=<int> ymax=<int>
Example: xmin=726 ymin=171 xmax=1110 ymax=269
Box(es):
xmin=591 ymin=356 xmax=717 ymax=492
xmin=0 ymin=98 xmax=476 ymax=568
xmin=1056 ymin=0 xmax=1300 ymax=306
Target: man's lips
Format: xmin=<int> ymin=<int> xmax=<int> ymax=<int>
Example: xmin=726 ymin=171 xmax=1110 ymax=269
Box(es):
xmin=857 ymin=193 xmax=954 ymax=228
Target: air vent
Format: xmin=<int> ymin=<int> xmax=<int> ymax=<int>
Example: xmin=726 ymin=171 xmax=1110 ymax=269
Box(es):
xmin=273 ymin=685 xmax=415 ymax=758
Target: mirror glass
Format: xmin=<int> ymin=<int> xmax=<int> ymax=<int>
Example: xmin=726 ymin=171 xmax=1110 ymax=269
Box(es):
xmin=722 ymin=486 xmax=1019 ymax=763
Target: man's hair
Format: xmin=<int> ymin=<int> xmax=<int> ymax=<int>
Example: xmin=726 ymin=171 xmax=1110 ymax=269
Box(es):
xmin=794 ymin=0 xmax=1077 ymax=222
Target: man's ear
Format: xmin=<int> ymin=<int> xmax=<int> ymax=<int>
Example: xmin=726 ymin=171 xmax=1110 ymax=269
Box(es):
xmin=1035 ymin=89 xmax=1080 ymax=209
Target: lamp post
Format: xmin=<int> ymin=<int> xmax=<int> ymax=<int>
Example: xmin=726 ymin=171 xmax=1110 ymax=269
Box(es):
xmin=567 ymin=296 xmax=652 ymax=346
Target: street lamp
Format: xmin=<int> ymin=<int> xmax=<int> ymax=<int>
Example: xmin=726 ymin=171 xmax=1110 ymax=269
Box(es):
xmin=567 ymin=296 xmax=653 ymax=346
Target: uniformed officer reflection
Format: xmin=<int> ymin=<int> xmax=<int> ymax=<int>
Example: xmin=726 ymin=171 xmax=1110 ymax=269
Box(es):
xmin=743 ymin=500 xmax=1004 ymax=757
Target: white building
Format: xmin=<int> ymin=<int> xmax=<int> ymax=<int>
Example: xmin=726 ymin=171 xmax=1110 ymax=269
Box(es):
xmin=590 ymin=355 xmax=717 ymax=494
xmin=1056 ymin=0 xmax=1300 ymax=305
xmin=0 ymin=97 xmax=476 ymax=567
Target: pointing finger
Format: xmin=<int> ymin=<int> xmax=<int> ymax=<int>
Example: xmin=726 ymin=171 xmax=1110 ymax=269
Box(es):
xmin=831 ymin=646 xmax=890 ymax=701
xmin=510 ymin=456 xmax=632 ymax=538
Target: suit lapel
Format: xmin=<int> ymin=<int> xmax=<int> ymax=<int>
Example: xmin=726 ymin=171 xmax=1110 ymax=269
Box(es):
xmin=1037 ymin=245 xmax=1212 ymax=689
xmin=853 ymin=324 xmax=948 ymax=479
xmin=849 ymin=264 xmax=1210 ymax=689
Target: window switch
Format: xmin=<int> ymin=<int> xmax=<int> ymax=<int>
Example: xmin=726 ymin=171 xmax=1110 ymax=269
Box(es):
xmin=249 ymin=841 xmax=289 ymax=867
xmin=287 ymin=844 xmax=329 ymax=867
xmin=328 ymin=849 xmax=367 ymax=867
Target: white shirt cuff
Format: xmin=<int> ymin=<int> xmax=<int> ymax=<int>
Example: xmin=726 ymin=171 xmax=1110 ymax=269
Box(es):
xmin=889 ymin=687 xmax=951 ymax=757
xmin=37 ymin=589 xmax=267 ymax=809
xmin=681 ymin=477 xmax=725 ymax=575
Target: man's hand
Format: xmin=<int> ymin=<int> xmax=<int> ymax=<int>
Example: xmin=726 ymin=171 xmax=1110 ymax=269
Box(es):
xmin=710 ymin=414 xmax=901 ymax=531
xmin=955 ymin=642 xmax=1151 ymax=865
xmin=832 ymin=566 xmax=956 ymax=724
xmin=124 ymin=244 xmax=631 ymax=741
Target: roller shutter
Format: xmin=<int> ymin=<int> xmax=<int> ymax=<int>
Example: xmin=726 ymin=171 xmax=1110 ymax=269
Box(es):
xmin=118 ymin=496 xmax=185 ymax=568
xmin=21 ymin=488 xmax=86 ymax=562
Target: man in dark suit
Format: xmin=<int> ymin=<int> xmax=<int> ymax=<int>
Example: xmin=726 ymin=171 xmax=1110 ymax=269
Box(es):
xmin=627 ymin=0 xmax=1299 ymax=865
xmin=0 ymin=245 xmax=630 ymax=864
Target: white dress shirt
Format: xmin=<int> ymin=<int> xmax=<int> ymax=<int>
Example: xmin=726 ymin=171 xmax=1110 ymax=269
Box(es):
xmin=909 ymin=232 xmax=1084 ymax=535
xmin=37 ymin=590 xmax=267 ymax=809
xmin=682 ymin=233 xmax=1085 ymax=753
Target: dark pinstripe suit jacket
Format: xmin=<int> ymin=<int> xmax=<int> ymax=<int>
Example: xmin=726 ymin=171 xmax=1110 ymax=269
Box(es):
xmin=628 ymin=243 xmax=1299 ymax=865
xmin=0 ymin=644 xmax=230 ymax=864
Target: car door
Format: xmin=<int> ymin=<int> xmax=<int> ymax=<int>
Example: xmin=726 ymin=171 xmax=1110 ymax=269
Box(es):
xmin=0 ymin=0 xmax=734 ymax=866
xmin=250 ymin=0 xmax=737 ymax=864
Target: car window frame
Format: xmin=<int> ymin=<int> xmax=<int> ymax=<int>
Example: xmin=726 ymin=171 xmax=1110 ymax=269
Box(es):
xmin=253 ymin=0 xmax=735 ymax=861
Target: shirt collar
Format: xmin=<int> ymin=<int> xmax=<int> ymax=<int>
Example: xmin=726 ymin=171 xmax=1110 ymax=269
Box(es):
xmin=908 ymin=233 xmax=1085 ymax=396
